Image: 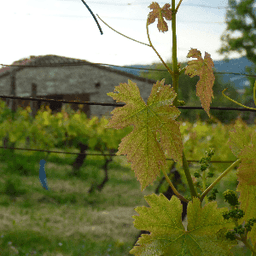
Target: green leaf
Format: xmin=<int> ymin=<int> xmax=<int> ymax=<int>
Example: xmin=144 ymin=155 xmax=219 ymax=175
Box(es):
xmin=130 ymin=195 xmax=236 ymax=256
xmin=185 ymin=48 xmax=215 ymax=117
xmin=237 ymin=145 xmax=256 ymax=186
xmin=106 ymin=79 xmax=183 ymax=190
xmin=237 ymin=182 xmax=256 ymax=246
xmin=228 ymin=121 xmax=256 ymax=245
xmin=42 ymin=111 xmax=50 ymax=126
xmin=228 ymin=119 xmax=251 ymax=158
xmin=229 ymin=119 xmax=256 ymax=185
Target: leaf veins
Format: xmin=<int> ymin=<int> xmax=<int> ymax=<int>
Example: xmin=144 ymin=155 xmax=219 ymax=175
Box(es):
xmin=229 ymin=122 xmax=256 ymax=186
xmin=185 ymin=48 xmax=215 ymax=117
xmin=148 ymin=2 xmax=172 ymax=32
xmin=229 ymin=123 xmax=256 ymax=245
xmin=106 ymin=79 xmax=183 ymax=190
xmin=130 ymin=195 xmax=235 ymax=255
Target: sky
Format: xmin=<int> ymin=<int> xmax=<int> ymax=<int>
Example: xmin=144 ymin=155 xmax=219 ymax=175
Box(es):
xmin=0 ymin=0 xmax=244 ymax=67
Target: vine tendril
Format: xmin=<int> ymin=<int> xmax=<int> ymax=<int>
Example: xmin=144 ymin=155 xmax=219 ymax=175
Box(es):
xmin=222 ymin=87 xmax=256 ymax=111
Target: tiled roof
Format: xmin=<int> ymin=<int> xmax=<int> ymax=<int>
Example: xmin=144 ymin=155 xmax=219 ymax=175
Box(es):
xmin=0 ymin=55 xmax=156 ymax=83
xmin=0 ymin=55 xmax=91 ymax=75
xmin=0 ymin=66 xmax=11 ymax=75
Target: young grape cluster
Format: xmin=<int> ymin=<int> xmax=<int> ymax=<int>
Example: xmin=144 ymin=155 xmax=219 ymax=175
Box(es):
xmin=194 ymin=148 xmax=215 ymax=178
xmin=225 ymin=218 xmax=256 ymax=241
xmin=222 ymin=209 xmax=244 ymax=220
xmin=222 ymin=189 xmax=256 ymax=240
xmin=223 ymin=189 xmax=239 ymax=206
xmin=194 ymin=148 xmax=217 ymax=200
xmin=207 ymin=188 xmax=218 ymax=201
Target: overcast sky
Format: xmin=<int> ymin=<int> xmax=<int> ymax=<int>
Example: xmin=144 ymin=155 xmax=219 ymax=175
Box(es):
xmin=0 ymin=0 xmax=243 ymax=66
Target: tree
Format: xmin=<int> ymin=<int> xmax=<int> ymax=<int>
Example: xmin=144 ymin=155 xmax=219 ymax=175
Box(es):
xmin=218 ymin=0 xmax=256 ymax=123
xmin=218 ymin=0 xmax=256 ymax=64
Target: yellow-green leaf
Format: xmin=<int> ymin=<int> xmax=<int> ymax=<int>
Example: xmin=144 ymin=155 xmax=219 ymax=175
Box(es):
xmin=228 ymin=120 xmax=256 ymax=185
xmin=130 ymin=195 xmax=236 ymax=256
xmin=106 ymin=79 xmax=183 ymax=190
xmin=42 ymin=111 xmax=50 ymax=126
xmin=228 ymin=120 xmax=251 ymax=157
xmin=185 ymin=48 xmax=215 ymax=117
xmin=237 ymin=182 xmax=256 ymax=246
xmin=228 ymin=123 xmax=256 ymax=246
xmin=237 ymin=145 xmax=256 ymax=186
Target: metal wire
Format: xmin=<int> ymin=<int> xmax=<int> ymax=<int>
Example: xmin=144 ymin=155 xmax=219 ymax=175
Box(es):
xmin=0 ymin=146 xmax=112 ymax=156
xmin=0 ymin=61 xmax=254 ymax=163
xmin=80 ymin=0 xmax=103 ymax=35
xmin=0 ymin=62 xmax=161 ymax=69
xmin=1 ymin=62 xmax=256 ymax=78
xmin=0 ymin=94 xmax=250 ymax=163
xmin=0 ymin=146 xmax=235 ymax=163
xmin=0 ymin=95 xmax=119 ymax=107
xmin=1 ymin=95 xmax=256 ymax=112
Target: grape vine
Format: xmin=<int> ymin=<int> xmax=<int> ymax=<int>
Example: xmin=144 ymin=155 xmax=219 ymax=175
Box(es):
xmin=103 ymin=1 xmax=256 ymax=255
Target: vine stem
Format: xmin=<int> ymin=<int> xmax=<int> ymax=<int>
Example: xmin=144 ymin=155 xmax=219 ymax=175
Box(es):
xmin=182 ymin=151 xmax=199 ymax=199
xmin=253 ymin=81 xmax=256 ymax=106
xmin=239 ymin=233 xmax=256 ymax=255
xmin=171 ymin=0 xmax=197 ymax=199
xmin=172 ymin=0 xmax=179 ymax=105
xmin=200 ymin=159 xmax=241 ymax=202
xmin=202 ymin=170 xmax=208 ymax=204
xmin=175 ymin=0 xmax=183 ymax=12
xmin=162 ymin=166 xmax=189 ymax=203
xmin=146 ymin=21 xmax=174 ymax=76
xmin=232 ymin=217 xmax=256 ymax=255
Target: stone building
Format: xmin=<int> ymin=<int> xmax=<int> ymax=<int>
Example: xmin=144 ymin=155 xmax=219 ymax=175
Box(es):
xmin=0 ymin=55 xmax=156 ymax=118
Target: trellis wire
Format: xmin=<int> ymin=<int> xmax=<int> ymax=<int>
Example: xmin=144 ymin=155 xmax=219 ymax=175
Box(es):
xmin=0 ymin=94 xmax=252 ymax=163
xmin=0 ymin=62 xmax=255 ymax=163
xmin=0 ymin=146 xmax=235 ymax=163
xmin=1 ymin=62 xmax=256 ymax=79
xmin=80 ymin=0 xmax=103 ymax=35
xmin=1 ymin=95 xmax=256 ymax=112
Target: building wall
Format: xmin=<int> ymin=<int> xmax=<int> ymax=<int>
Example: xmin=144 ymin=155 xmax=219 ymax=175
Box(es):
xmin=0 ymin=64 xmax=156 ymax=118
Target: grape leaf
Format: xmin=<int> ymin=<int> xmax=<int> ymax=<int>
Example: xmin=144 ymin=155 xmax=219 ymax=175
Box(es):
xmin=185 ymin=48 xmax=215 ymax=117
xmin=229 ymin=123 xmax=256 ymax=185
xmin=106 ymin=79 xmax=183 ymax=190
xmin=130 ymin=194 xmax=236 ymax=256
xmin=237 ymin=182 xmax=256 ymax=246
xmin=237 ymin=145 xmax=256 ymax=186
xmin=148 ymin=2 xmax=172 ymax=32
xmin=229 ymin=123 xmax=256 ymax=246
xmin=228 ymin=120 xmax=251 ymax=158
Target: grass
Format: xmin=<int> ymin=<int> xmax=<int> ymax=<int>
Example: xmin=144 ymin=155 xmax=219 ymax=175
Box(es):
xmin=0 ymin=144 xmax=153 ymax=256
xmin=0 ymin=143 xmax=252 ymax=255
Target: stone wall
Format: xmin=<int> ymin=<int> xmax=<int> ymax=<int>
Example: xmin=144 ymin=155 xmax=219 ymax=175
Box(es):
xmin=0 ymin=61 xmax=156 ymax=118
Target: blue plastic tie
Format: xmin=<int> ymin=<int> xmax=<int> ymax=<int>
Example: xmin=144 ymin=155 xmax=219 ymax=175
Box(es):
xmin=39 ymin=159 xmax=49 ymax=190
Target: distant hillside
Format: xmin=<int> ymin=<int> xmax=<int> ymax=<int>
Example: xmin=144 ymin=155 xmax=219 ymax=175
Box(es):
xmin=110 ymin=65 xmax=152 ymax=77
xmin=111 ymin=57 xmax=255 ymax=90
xmin=213 ymin=56 xmax=254 ymax=89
